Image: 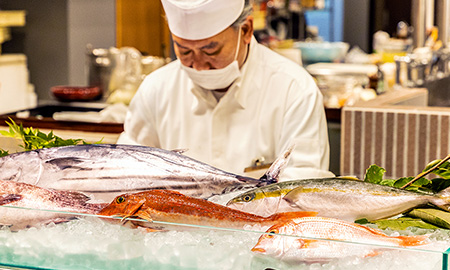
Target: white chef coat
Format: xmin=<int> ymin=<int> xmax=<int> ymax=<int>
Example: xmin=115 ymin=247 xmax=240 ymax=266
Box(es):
xmin=118 ymin=36 xmax=334 ymax=180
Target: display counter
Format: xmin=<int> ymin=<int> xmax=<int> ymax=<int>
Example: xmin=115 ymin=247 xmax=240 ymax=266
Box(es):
xmin=0 ymin=205 xmax=448 ymax=270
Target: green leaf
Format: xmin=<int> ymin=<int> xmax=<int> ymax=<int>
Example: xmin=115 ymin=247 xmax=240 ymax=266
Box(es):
xmin=392 ymin=177 xmax=430 ymax=190
xmin=364 ymin=165 xmax=386 ymax=184
xmin=429 ymin=178 xmax=450 ymax=192
xmin=354 ymin=218 xmax=370 ymax=224
xmin=407 ymin=208 xmax=450 ymax=229
xmin=0 ymin=118 xmax=101 ymax=154
xmin=379 ymin=178 xmax=397 ymax=187
xmin=423 ymin=160 xmax=450 ymax=179
xmin=0 ymin=149 xmax=9 ymax=157
xmin=371 ymin=216 xmax=439 ymax=230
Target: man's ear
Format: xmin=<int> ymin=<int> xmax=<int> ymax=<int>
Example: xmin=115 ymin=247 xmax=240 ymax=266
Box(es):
xmin=241 ymin=16 xmax=254 ymax=44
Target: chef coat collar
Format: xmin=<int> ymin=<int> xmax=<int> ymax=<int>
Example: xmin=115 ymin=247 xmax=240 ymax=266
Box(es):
xmin=190 ymin=36 xmax=257 ymax=114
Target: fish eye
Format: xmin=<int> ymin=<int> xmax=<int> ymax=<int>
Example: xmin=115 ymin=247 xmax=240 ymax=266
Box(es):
xmin=242 ymin=193 xmax=255 ymax=202
xmin=267 ymin=229 xmax=278 ymax=238
xmin=116 ymin=196 xmax=126 ymax=204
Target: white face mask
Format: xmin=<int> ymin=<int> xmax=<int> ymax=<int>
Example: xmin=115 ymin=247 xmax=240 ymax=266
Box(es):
xmin=181 ymin=28 xmax=242 ymax=90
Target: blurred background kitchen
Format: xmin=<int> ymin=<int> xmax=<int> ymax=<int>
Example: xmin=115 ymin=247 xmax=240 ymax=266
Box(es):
xmin=0 ymin=0 xmax=449 ymax=178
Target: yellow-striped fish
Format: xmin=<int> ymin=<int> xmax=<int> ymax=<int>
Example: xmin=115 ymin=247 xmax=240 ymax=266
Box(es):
xmin=227 ymin=177 xmax=450 ymax=221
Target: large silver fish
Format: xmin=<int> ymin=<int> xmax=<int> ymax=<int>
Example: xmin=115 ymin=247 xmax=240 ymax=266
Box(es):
xmin=227 ymin=177 xmax=450 ymax=221
xmin=0 ymin=180 xmax=106 ymax=230
xmin=0 ymin=144 xmax=281 ymax=201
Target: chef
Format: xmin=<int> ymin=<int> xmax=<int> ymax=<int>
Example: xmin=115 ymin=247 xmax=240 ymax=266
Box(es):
xmin=117 ymin=0 xmax=334 ymax=180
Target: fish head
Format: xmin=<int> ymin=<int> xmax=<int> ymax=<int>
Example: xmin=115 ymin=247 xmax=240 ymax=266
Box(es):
xmin=251 ymin=221 xmax=300 ymax=258
xmin=226 ymin=186 xmax=283 ymax=217
xmin=0 ymin=193 xmax=22 ymax=205
xmin=98 ymin=193 xmax=146 ymax=219
xmin=251 ymin=220 xmax=311 ymax=261
xmin=251 ymin=226 xmax=284 ymax=257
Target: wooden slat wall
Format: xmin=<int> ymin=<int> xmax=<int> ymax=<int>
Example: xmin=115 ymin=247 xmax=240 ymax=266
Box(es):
xmin=341 ymin=107 xmax=450 ymax=179
xmin=116 ymin=0 xmax=170 ymax=57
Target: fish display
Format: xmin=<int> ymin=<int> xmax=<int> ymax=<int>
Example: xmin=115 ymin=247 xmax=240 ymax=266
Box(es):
xmin=251 ymin=216 xmax=430 ymax=263
xmin=227 ymin=177 xmax=450 ymax=221
xmin=0 ymin=144 xmax=284 ymax=201
xmin=98 ymin=189 xmax=317 ymax=230
xmin=0 ymin=180 xmax=106 ymax=230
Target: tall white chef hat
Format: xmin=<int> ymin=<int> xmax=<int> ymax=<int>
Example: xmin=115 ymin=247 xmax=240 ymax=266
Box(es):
xmin=161 ymin=0 xmax=245 ymax=40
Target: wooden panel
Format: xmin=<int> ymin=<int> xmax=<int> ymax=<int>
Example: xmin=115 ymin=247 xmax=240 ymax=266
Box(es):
xmin=341 ymin=107 xmax=450 ymax=180
xmin=116 ymin=0 xmax=170 ymax=57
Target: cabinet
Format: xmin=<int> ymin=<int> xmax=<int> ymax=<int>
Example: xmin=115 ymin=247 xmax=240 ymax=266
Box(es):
xmin=116 ymin=0 xmax=171 ymax=58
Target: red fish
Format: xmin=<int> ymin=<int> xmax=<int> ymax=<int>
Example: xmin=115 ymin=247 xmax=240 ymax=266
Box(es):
xmin=251 ymin=216 xmax=430 ymax=263
xmin=98 ymin=189 xmax=316 ymax=230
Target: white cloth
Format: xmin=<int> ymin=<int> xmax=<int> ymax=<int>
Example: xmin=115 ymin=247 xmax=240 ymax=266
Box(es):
xmin=52 ymin=103 xmax=128 ymax=123
xmin=118 ymin=37 xmax=334 ymax=181
xmin=161 ymin=0 xmax=244 ymax=40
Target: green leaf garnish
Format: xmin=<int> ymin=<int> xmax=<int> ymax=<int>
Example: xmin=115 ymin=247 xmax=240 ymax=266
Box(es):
xmin=0 ymin=118 xmax=102 ymax=154
xmin=0 ymin=149 xmax=9 ymax=157
xmin=424 ymin=160 xmax=450 ymax=179
xmin=364 ymin=165 xmax=386 ymax=184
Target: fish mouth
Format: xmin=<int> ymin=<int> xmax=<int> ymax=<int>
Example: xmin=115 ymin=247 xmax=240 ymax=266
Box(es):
xmin=251 ymin=247 xmax=266 ymax=253
xmin=225 ymin=202 xmax=242 ymax=210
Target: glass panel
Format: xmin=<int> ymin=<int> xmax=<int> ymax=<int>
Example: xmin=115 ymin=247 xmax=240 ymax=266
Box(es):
xmin=0 ymin=205 xmax=448 ymax=270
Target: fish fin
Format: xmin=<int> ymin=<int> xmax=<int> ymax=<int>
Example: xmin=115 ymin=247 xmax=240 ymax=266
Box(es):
xmin=55 ymin=190 xmax=92 ymax=203
xmin=143 ymin=227 xmax=165 ymax=233
xmin=396 ymin=234 xmax=430 ymax=247
xmin=43 ymin=217 xmax=74 ymax=226
xmin=364 ymin=250 xmax=381 ymax=258
xmin=136 ymin=211 xmax=154 ymax=222
xmin=45 ymin=157 xmax=86 ymax=169
xmin=0 ymin=194 xmax=22 ymax=205
xmin=258 ymin=145 xmax=294 ymax=184
xmin=300 ymin=239 xmax=318 ymax=249
xmin=120 ymin=215 xmax=130 ymax=223
xmin=435 ymin=186 xmax=450 ymax=211
xmin=171 ymin=148 xmax=188 ymax=155
xmin=283 ymin=187 xmax=307 ymax=207
xmin=268 ymin=211 xmax=317 ymax=222
xmin=337 ymin=176 xmax=361 ymax=181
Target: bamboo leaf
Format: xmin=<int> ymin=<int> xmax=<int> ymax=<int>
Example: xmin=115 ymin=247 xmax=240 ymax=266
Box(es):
xmin=407 ymin=208 xmax=450 ymax=229
xmin=371 ymin=216 xmax=439 ymax=230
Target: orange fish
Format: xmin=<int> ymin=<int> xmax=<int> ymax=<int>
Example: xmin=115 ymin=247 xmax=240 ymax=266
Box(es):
xmin=98 ymin=189 xmax=316 ymax=230
xmin=251 ymin=216 xmax=430 ymax=263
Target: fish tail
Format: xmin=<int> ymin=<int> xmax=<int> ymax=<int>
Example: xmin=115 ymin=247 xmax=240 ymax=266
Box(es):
xmin=396 ymin=234 xmax=430 ymax=247
xmin=433 ymin=186 xmax=450 ymax=211
xmin=267 ymin=211 xmax=317 ymax=222
xmin=256 ymin=174 xmax=277 ymax=186
xmin=259 ymin=145 xmax=295 ymax=184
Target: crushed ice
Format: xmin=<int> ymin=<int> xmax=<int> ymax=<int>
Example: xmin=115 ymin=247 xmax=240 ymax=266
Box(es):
xmin=0 ymin=216 xmax=449 ymax=269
